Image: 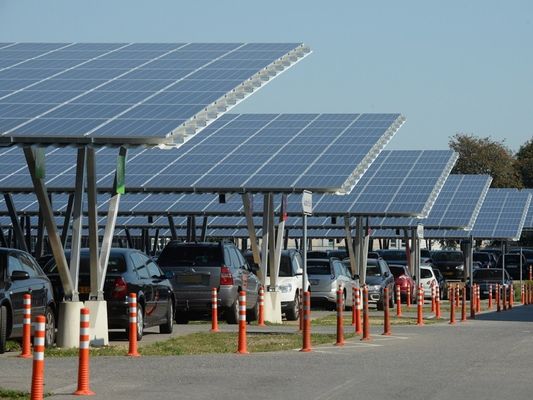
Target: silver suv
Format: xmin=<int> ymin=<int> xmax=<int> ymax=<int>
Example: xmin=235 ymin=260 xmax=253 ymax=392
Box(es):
xmin=157 ymin=241 xmax=260 ymax=324
xmin=308 ymin=258 xmax=357 ymax=310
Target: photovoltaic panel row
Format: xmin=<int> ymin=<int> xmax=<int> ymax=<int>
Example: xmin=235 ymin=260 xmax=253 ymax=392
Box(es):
xmin=371 ymin=174 xmax=492 ymax=229
xmin=522 ymin=189 xmax=533 ymax=229
xmin=0 ymin=43 xmax=310 ymax=146
xmin=0 ymin=113 xmax=404 ymax=194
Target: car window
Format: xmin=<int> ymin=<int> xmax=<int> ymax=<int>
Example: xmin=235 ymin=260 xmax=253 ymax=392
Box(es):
xmin=307 ymin=260 xmax=331 ymax=275
xmin=293 ymin=253 xmax=303 ymax=274
xmin=278 ymin=255 xmax=293 ymax=277
xmin=131 ymin=254 xmax=150 ymax=279
xmin=333 ymin=261 xmax=343 ymax=277
xmin=8 ymin=255 xmax=24 ymax=276
xmin=18 ymin=254 xmax=40 ymax=278
xmin=389 ymin=265 xmax=405 ymax=278
xmin=366 ymin=263 xmax=381 ymax=277
xmin=341 ymin=263 xmax=351 ymax=278
xmin=379 ymin=261 xmax=388 ymax=274
xmin=229 ymin=247 xmax=242 ymax=269
xmin=235 ymin=249 xmax=247 ymax=267
xmin=159 ymin=245 xmax=223 ymax=267
xmin=146 ymin=261 xmax=161 ymax=278
xmin=420 ymin=268 xmax=433 ymax=279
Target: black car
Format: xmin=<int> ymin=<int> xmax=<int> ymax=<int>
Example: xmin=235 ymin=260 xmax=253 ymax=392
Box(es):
xmin=432 ymin=267 xmax=447 ymax=299
xmin=430 ymin=250 xmax=465 ymax=280
xmin=0 ymin=248 xmax=57 ymax=353
xmin=496 ymin=253 xmax=528 ymax=280
xmin=365 ymin=259 xmax=395 ymax=310
xmin=157 ymin=241 xmax=260 ymax=324
xmin=508 ymin=248 xmax=533 ymax=275
xmin=374 ymin=249 xmax=408 ymax=266
xmin=473 ymin=252 xmax=496 ymax=269
xmin=43 ymin=248 xmax=174 ymax=340
xmin=307 ymin=249 xmax=348 ymax=260
xmin=466 ymin=268 xmax=512 ymax=300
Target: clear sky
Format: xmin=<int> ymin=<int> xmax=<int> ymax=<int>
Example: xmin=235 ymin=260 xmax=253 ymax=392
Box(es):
xmin=1 ymin=0 xmax=532 ymax=151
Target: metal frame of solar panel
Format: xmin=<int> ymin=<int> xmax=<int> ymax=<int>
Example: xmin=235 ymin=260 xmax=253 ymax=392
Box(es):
xmin=0 ymin=43 xmax=310 ymax=146
xmin=521 ymin=189 xmax=533 ymax=230
xmin=0 ymin=113 xmax=405 ymax=194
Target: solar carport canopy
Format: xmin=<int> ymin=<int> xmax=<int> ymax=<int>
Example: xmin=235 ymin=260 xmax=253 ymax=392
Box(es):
xmin=0 ymin=42 xmax=309 ymax=146
xmin=0 ymin=113 xmax=405 ymax=194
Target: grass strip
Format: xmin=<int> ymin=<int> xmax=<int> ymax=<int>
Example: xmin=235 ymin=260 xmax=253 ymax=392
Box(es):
xmin=311 ymin=313 xmax=439 ymax=326
xmin=0 ymin=388 xmax=30 ymax=399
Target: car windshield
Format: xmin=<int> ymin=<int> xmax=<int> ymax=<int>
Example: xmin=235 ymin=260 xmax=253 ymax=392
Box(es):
xmin=158 ymin=245 xmax=222 ymax=267
xmin=473 ymin=253 xmax=490 ymax=262
xmin=420 ymin=268 xmax=433 ymax=279
xmin=497 ymin=255 xmax=523 ymax=265
xmin=421 ymin=249 xmax=431 ymax=258
xmin=43 ymin=255 xmax=126 ymax=274
xmin=245 ymin=255 xmax=293 ymax=277
xmin=389 ymin=265 xmax=406 ymax=278
xmin=307 ymin=261 xmax=331 ymax=275
xmin=431 ymin=252 xmax=463 ymax=262
xmin=474 ymin=270 xmax=505 ymax=280
xmin=366 ymin=263 xmax=381 ymax=277
xmin=380 ymin=251 xmax=405 ymax=261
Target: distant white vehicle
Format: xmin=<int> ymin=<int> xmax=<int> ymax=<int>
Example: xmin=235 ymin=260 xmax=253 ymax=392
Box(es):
xmin=418 ymin=264 xmax=438 ymax=298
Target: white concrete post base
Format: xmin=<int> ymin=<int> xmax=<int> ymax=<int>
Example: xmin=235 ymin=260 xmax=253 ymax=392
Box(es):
xmin=56 ymin=301 xmax=84 ymax=348
xmin=84 ymin=300 xmax=109 ymax=346
xmin=263 ymin=291 xmax=283 ymax=324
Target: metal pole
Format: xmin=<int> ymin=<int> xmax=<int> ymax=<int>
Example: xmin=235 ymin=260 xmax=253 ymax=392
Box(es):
xmin=502 ymin=242 xmax=505 ymax=285
xmin=167 ymin=215 xmax=178 ymax=241
xmin=60 ymin=194 xmax=75 ymax=249
xmin=4 ymin=194 xmax=28 ymax=253
xmin=302 ymin=213 xmax=308 ymax=293
xmin=200 ymin=216 xmax=208 ymax=242
xmin=152 ymin=229 xmax=160 ymax=256
xmin=520 ymin=247 xmax=523 ymax=285
xmin=260 ymin=194 xmax=270 ymax=287
xmin=24 ymin=214 xmax=31 ymax=253
xmin=125 ymin=228 xmax=133 ymax=248
xmin=0 ymin=226 xmax=7 ymax=247
xmin=86 ymin=147 xmax=100 ymax=300
xmin=35 ymin=208 xmax=45 ymax=259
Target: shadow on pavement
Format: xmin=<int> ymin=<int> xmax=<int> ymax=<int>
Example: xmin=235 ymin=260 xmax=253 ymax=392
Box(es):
xmin=475 ymin=305 xmax=533 ymax=322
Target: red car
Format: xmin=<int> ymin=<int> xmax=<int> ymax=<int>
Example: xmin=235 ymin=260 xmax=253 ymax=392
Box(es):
xmin=388 ymin=264 xmax=416 ymax=303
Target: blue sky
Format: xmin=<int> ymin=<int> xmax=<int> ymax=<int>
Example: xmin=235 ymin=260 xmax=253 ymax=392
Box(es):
xmin=1 ymin=0 xmax=532 ymax=151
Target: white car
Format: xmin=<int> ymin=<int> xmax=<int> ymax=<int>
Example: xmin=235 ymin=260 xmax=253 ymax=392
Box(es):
xmin=308 ymin=258 xmax=358 ymax=310
xmin=419 ymin=264 xmax=439 ymax=298
xmin=245 ymin=249 xmax=304 ymax=320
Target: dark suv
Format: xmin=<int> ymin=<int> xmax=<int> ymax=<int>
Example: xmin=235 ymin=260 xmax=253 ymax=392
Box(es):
xmin=157 ymin=241 xmax=260 ymax=324
xmin=1 ymin=248 xmax=56 ymax=353
xmin=365 ymin=258 xmax=395 ymax=310
xmin=43 ymin=248 xmax=174 ymax=340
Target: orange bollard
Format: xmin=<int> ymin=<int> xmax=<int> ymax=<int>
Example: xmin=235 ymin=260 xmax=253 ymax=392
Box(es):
xmin=435 ymin=285 xmax=441 ymax=319
xmin=509 ymin=285 xmax=514 ymax=309
xmin=503 ymin=286 xmax=507 ymax=311
xmin=335 ymin=288 xmax=345 ymax=346
xmin=396 ymin=285 xmax=402 ymax=317
xmin=127 ymin=293 xmax=140 ymax=357
xmin=461 ymin=286 xmax=467 ymax=322
xmin=406 ymin=285 xmax=411 ymax=309
xmin=431 ymin=283 xmax=436 ymax=313
xmin=416 ymin=284 xmax=424 ymax=326
xmin=496 ymin=284 xmax=501 ymax=312
xmin=455 ymin=284 xmax=460 ymax=308
xmin=300 ymin=291 xmax=312 ymax=352
xmin=521 ymin=284 xmax=525 ymax=305
xmin=19 ymin=293 xmax=32 ymax=358
xmin=476 ymin=285 xmax=481 ymax=312
xmin=449 ymin=287 xmax=456 ymax=325
xmin=488 ymin=284 xmax=493 ymax=310
xmin=30 ymin=315 xmax=46 ymax=400
xmin=354 ymin=287 xmax=362 ymax=335
xmin=361 ymin=285 xmax=371 ymax=341
xmin=73 ymin=308 xmax=95 ymax=396
xmin=211 ymin=288 xmax=219 ymax=332
xmin=382 ymin=287 xmax=391 ymax=336
xmin=236 ymin=290 xmax=249 ymax=354
xmin=257 ymin=286 xmax=266 ymax=327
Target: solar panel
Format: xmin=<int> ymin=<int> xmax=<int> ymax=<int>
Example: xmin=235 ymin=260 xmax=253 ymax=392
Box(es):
xmin=424 ymin=189 xmax=531 ymax=240
xmin=0 ymin=113 xmax=404 ymax=194
xmin=522 ymin=189 xmax=533 ymax=229
xmin=0 ymin=43 xmax=310 ymax=146
xmin=371 ymin=174 xmax=492 ymax=229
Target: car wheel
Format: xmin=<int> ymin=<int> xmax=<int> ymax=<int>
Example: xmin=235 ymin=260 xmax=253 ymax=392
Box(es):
xmin=0 ymin=305 xmax=7 ymax=354
xmin=159 ymin=299 xmax=174 ymax=334
xmin=44 ymin=306 xmax=56 ymax=348
xmin=285 ymin=292 xmax=300 ymax=321
xmin=226 ymin=297 xmax=239 ymax=324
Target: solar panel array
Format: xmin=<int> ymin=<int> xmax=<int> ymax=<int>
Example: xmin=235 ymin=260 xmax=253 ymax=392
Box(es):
xmin=371 ymin=174 xmax=492 ymax=229
xmin=0 ymin=113 xmax=404 ymax=194
xmin=0 ymin=42 xmax=309 ymax=146
xmin=522 ymin=189 xmax=533 ymax=229
xmin=423 ymin=189 xmax=531 ymax=240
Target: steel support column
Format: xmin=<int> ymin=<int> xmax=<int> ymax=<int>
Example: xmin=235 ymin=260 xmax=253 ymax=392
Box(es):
xmin=345 ymin=215 xmax=357 ymax=278
xmin=24 ymin=215 xmax=31 ymax=252
xmin=23 ymin=146 xmax=74 ymax=299
xmin=168 ymin=215 xmax=178 ymax=241
xmin=267 ymin=194 xmax=276 ymax=289
xmin=200 ymin=216 xmax=208 ymax=242
xmin=152 ymin=229 xmax=160 ymax=255
xmin=0 ymin=227 xmax=7 ymax=247
xmin=4 ymin=194 xmax=28 ymax=253
xmin=242 ymin=193 xmax=261 ymax=276
xmin=259 ymin=194 xmax=270 ymax=286
xmin=86 ymin=147 xmax=100 ymax=300
xmin=125 ymin=228 xmax=133 ymax=248
xmin=35 ymin=208 xmax=45 ymax=259
xmin=60 ymin=194 xmax=75 ymax=249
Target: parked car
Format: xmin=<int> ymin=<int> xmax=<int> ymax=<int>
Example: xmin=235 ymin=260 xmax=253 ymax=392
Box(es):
xmin=430 ymin=250 xmax=464 ymax=280
xmin=508 ymin=248 xmax=533 ymax=275
xmin=476 ymin=248 xmax=502 ymax=262
xmin=1 ymin=248 xmax=57 ymax=353
xmin=496 ymin=253 xmax=528 ymax=280
xmin=157 ymin=241 xmax=260 ymax=324
xmin=307 ymin=249 xmax=348 ymax=260
xmin=365 ymin=259 xmax=395 ymax=310
xmin=374 ymin=249 xmax=408 ymax=266
xmin=417 ymin=264 xmax=438 ymax=299
xmin=466 ymin=268 xmax=512 ymax=300
xmin=432 ymin=267 xmax=447 ymax=299
xmin=244 ymin=249 xmax=304 ymax=321
xmin=43 ymin=248 xmax=174 ymax=340
xmin=388 ymin=264 xmax=415 ymax=303
xmin=307 ymin=258 xmax=357 ymax=310
xmin=473 ymin=252 xmax=496 ymax=269
xmin=420 ymin=249 xmax=433 ymax=265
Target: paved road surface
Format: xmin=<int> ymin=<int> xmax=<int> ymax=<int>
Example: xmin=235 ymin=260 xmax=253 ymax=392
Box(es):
xmin=0 ymin=305 xmax=531 ymax=399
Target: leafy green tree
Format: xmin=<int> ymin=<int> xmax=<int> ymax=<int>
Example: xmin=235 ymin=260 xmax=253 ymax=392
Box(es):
xmin=448 ymin=134 xmax=523 ymax=188
xmin=516 ymin=138 xmax=533 ymax=188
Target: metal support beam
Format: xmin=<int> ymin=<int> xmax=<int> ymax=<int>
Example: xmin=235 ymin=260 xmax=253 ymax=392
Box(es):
xmin=0 ymin=226 xmax=7 ymax=247
xmin=35 ymin=208 xmax=45 ymax=259
xmin=24 ymin=146 xmax=74 ymax=300
xmin=200 ymin=216 xmax=208 ymax=242
xmin=242 ymin=193 xmax=261 ymax=269
xmin=355 ymin=217 xmax=365 ymax=284
xmin=60 ymin=194 xmax=75 ymax=249
xmin=4 ymin=194 xmax=28 ymax=253
xmin=98 ymin=147 xmax=127 ymax=295
xmin=344 ymin=215 xmax=357 ymax=278
xmin=86 ymin=147 xmax=100 ymax=300
xmin=24 ymin=214 xmax=31 ymax=253
xmin=168 ymin=215 xmax=178 ymax=241
xmin=125 ymin=228 xmax=133 ymax=248
xmin=284 ymin=228 xmax=289 ymax=250
xmin=267 ymin=194 xmax=276 ymax=289
xmin=259 ymin=194 xmax=270 ymax=286
xmin=152 ymin=229 xmax=160 ymax=256
xmin=190 ymin=216 xmax=196 ymax=242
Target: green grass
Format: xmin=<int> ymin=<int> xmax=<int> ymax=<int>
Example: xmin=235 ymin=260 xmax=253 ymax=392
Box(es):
xmin=0 ymin=388 xmax=30 ymax=399
xmin=311 ymin=312 xmax=439 ymax=326
xmin=43 ymin=331 xmax=352 ymax=357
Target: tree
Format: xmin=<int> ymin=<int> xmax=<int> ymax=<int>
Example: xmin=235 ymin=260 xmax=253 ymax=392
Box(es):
xmin=516 ymin=138 xmax=533 ymax=188
xmin=448 ymin=134 xmax=523 ymax=188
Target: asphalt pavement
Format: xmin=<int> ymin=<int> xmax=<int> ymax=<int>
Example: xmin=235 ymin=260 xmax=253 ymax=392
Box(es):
xmin=0 ymin=305 xmax=532 ymax=399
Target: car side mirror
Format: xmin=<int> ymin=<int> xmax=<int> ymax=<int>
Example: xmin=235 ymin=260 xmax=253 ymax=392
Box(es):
xmin=11 ymin=270 xmax=30 ymax=281
xmin=384 ymin=271 xmax=390 ymax=277
xmin=353 ymin=274 xmax=359 ymax=280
